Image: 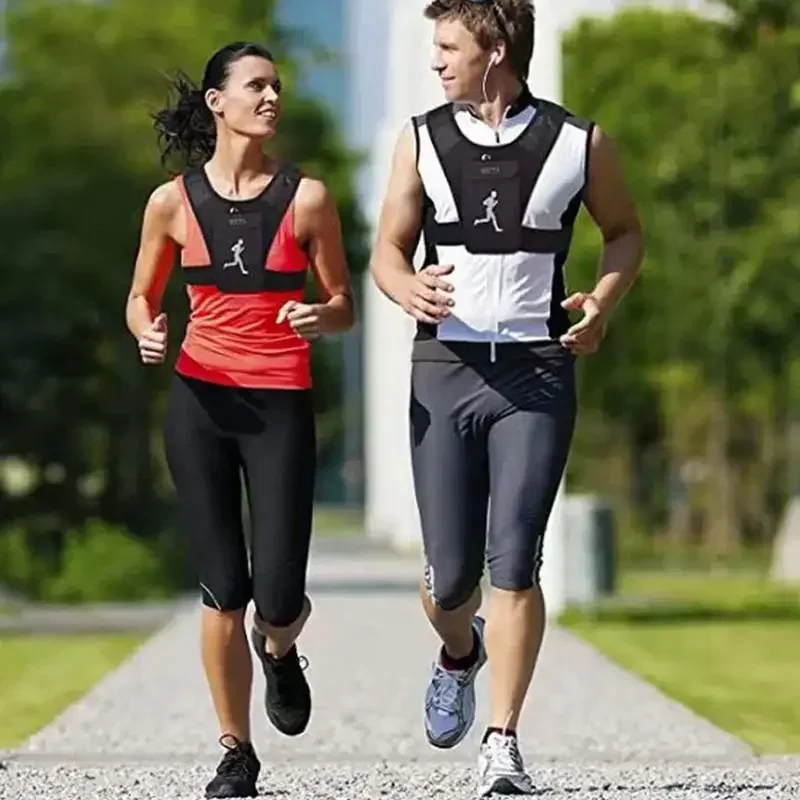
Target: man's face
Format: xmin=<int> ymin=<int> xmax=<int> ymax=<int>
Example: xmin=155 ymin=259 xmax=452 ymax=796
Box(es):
xmin=431 ymin=17 xmax=492 ymax=103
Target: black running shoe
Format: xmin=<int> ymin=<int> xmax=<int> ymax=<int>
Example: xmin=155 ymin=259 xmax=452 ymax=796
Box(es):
xmin=250 ymin=627 xmax=311 ymax=736
xmin=204 ymin=735 xmax=260 ymax=799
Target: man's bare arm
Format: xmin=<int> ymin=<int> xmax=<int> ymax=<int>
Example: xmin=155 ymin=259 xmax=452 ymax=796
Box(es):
xmin=583 ymin=126 xmax=645 ymax=318
xmin=369 ymin=122 xmax=454 ymax=323
xmin=369 ymin=122 xmax=424 ymax=302
xmin=296 ymin=176 xmax=355 ymax=334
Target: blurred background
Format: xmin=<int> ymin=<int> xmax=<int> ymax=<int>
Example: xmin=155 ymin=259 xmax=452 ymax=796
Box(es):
xmin=1 ymin=0 xmax=799 ymax=756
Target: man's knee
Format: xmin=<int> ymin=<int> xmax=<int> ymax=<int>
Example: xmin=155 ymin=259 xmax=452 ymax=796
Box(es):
xmin=487 ymin=547 xmax=544 ymax=593
xmin=423 ymin=561 xmax=481 ymax=611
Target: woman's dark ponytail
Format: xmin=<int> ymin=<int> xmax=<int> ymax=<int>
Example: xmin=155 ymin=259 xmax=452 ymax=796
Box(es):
xmin=152 ymin=71 xmax=216 ymax=171
xmin=152 ymin=43 xmax=275 ymax=172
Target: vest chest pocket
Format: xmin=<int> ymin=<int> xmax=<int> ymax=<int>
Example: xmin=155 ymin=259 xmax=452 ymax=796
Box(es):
xmin=212 ymin=212 xmax=265 ymax=293
xmin=460 ymin=160 xmax=521 ymax=255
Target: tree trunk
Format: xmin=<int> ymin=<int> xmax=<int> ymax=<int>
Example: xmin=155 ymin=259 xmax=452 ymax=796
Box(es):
xmin=704 ymin=397 xmax=740 ymax=556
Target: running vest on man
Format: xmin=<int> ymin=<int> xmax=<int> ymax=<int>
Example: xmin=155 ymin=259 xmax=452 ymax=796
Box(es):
xmin=411 ymin=87 xmax=593 ymax=359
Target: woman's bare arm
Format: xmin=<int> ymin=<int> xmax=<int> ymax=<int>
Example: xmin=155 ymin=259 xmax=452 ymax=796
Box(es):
xmin=126 ymin=182 xmax=179 ymax=340
xmin=294 ymin=177 xmax=355 ymax=334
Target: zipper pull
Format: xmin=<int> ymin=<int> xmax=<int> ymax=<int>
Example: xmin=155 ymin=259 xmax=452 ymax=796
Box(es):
xmin=490 ymin=340 xmax=496 ymax=363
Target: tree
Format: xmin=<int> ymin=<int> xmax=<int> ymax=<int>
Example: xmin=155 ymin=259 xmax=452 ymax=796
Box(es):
xmin=562 ymin=5 xmax=800 ymax=558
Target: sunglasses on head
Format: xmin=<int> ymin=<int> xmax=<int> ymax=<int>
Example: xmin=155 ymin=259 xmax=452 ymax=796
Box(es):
xmin=468 ymin=0 xmax=512 ymax=44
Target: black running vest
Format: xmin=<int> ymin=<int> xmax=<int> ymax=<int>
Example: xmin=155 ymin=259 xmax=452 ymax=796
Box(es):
xmin=418 ymin=98 xmax=572 ymax=258
xmin=179 ymin=165 xmax=305 ymax=295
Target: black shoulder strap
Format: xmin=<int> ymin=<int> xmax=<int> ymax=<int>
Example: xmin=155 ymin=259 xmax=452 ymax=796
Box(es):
xmin=180 ymin=169 xmax=217 ymax=278
xmin=264 ymin=163 xmax=302 ymax=212
xmin=515 ymin=99 xmax=568 ymax=208
xmin=182 ymin=168 xmax=214 ymax=222
xmin=426 ymin=104 xmax=461 ymax=157
xmin=426 ymin=104 xmax=473 ymax=210
xmin=256 ymin=164 xmax=302 ymax=253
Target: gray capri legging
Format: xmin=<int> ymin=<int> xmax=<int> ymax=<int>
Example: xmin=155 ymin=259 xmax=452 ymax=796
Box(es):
xmin=409 ymin=341 xmax=577 ymax=610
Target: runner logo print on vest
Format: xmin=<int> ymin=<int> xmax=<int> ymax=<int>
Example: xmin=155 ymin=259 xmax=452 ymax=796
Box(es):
xmin=462 ymin=160 xmax=520 ymax=253
xmin=213 ymin=206 xmax=266 ymax=292
xmin=223 ymin=238 xmax=248 ymax=275
xmin=181 ymin=166 xmax=304 ymax=294
xmin=473 ymin=190 xmax=502 ymax=232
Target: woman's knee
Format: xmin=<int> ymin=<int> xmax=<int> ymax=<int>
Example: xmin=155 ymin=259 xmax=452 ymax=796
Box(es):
xmin=252 ymin=579 xmax=308 ymax=628
xmin=200 ymin=580 xmax=251 ymax=613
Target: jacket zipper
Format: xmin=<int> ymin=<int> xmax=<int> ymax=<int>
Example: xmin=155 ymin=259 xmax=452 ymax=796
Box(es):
xmin=488 ymin=113 xmax=507 ymax=363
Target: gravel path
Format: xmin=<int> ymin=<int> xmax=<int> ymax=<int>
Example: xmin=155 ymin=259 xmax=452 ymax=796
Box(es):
xmin=4 ymin=760 xmax=799 ymax=800
xmin=2 ymin=550 xmax=797 ymax=799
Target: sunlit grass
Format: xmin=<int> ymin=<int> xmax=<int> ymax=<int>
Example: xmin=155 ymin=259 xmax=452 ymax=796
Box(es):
xmin=0 ymin=633 xmax=144 ymax=749
xmin=563 ymin=570 xmax=800 ymax=753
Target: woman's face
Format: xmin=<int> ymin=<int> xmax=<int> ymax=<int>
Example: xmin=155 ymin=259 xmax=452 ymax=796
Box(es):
xmin=207 ymin=55 xmax=282 ymax=140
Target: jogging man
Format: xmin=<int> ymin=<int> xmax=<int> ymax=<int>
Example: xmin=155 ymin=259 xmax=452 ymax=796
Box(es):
xmin=369 ymin=1 xmax=643 ymax=795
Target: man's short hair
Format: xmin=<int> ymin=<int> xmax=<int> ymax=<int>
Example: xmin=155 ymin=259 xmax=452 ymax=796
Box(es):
xmin=424 ymin=0 xmax=535 ymax=80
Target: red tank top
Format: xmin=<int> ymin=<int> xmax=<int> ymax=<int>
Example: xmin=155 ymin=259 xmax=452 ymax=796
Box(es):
xmin=172 ymin=167 xmax=311 ymax=390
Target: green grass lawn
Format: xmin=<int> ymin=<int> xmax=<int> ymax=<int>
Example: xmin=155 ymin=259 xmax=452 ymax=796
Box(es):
xmin=312 ymin=504 xmax=364 ymax=537
xmin=562 ymin=571 xmax=800 ymax=754
xmin=0 ymin=633 xmax=144 ymax=749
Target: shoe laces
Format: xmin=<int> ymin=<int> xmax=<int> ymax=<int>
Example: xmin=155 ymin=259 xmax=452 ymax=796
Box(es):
xmin=216 ymin=735 xmax=253 ymax=777
xmin=430 ymin=663 xmax=469 ymax=712
xmin=488 ymin=730 xmax=524 ymax=774
xmin=266 ymin=644 xmax=309 ymax=669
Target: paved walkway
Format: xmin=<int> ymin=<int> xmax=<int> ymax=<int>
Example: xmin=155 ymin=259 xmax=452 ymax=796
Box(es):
xmin=2 ymin=546 xmax=797 ymax=799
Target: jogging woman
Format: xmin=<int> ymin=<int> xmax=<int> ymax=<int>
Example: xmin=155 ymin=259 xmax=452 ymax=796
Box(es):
xmin=125 ymin=42 xmax=354 ymax=798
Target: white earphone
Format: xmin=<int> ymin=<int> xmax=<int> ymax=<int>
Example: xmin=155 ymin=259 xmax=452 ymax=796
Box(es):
xmin=481 ymin=51 xmax=500 ymax=105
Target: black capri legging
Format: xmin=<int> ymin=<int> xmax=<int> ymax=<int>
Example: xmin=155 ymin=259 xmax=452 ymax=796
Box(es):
xmin=163 ymin=372 xmax=316 ymax=626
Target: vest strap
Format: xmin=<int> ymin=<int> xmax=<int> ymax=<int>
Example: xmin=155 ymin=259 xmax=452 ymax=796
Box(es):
xmin=428 ymin=222 xmax=572 ymax=253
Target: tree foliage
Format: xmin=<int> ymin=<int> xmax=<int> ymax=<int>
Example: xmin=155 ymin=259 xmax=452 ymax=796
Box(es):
xmin=562 ymin=3 xmax=800 ymax=557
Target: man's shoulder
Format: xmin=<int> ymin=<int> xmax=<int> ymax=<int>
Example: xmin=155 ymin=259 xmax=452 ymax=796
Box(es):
xmin=411 ymin=102 xmax=452 ymax=128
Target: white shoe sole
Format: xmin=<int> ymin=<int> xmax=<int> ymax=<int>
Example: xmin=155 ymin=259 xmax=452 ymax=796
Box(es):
xmin=478 ymin=775 xmax=535 ymax=796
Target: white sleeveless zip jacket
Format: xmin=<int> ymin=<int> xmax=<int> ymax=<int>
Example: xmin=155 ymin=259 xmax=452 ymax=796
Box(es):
xmin=412 ymin=96 xmax=593 ymax=355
